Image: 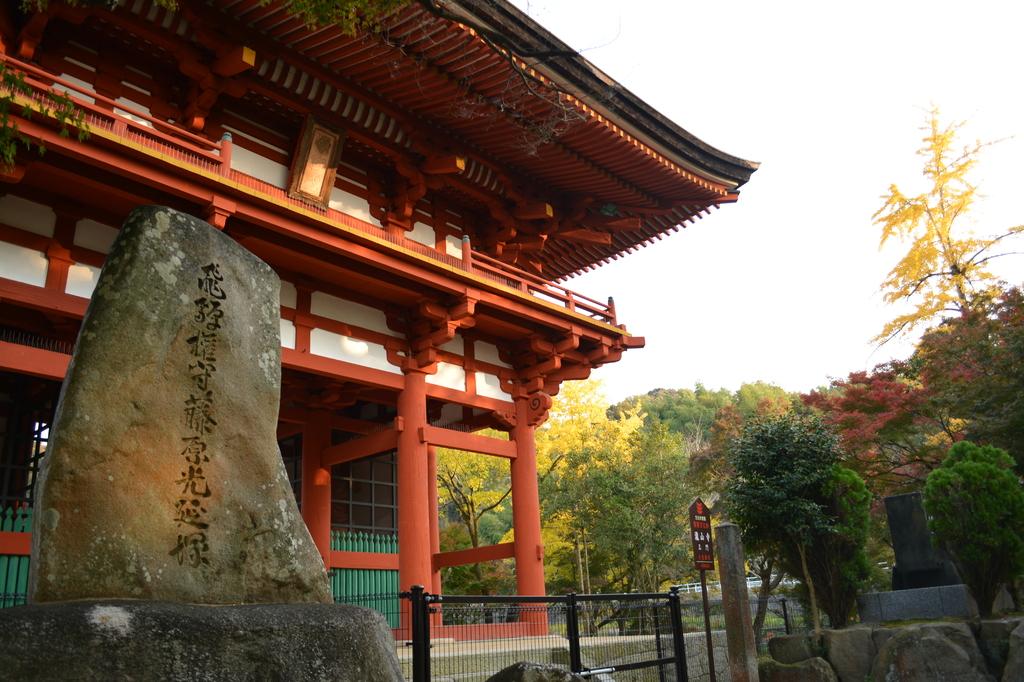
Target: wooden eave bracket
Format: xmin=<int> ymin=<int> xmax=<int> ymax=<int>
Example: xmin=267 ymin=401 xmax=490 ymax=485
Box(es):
xmin=212 ymin=45 xmax=256 ymax=77
xmin=204 ymin=195 xmax=236 ymax=230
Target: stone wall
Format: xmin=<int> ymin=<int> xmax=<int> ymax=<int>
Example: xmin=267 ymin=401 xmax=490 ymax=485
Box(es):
xmin=761 ymin=616 xmax=1024 ymax=681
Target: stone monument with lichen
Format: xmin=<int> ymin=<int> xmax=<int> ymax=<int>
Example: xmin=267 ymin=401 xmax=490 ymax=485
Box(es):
xmin=1 ymin=207 xmax=402 ymax=681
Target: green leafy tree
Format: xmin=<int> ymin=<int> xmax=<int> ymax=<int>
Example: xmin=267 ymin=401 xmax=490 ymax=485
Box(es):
xmin=923 ymin=441 xmax=1024 ymax=616
xmin=543 ymin=423 xmax=692 ymax=595
xmin=916 ymin=287 xmax=1024 ymax=472
xmin=874 ymin=110 xmax=1023 ymax=343
xmin=726 ymin=413 xmax=869 ymax=634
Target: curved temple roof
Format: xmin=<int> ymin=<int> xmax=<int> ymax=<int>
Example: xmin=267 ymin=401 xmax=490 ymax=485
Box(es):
xmin=85 ymin=0 xmax=760 ymax=279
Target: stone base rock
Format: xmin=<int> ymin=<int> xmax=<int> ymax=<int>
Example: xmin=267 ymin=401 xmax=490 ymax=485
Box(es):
xmin=1003 ymin=621 xmax=1024 ymax=682
xmin=487 ymin=662 xmax=584 ymax=682
xmin=823 ymin=625 xmax=875 ymax=682
xmin=871 ymin=622 xmax=994 ymax=681
xmin=768 ymin=633 xmax=817 ymax=664
xmin=0 ymin=600 xmax=403 ymax=681
xmin=759 ymin=657 xmax=837 ymax=682
xmin=977 ymin=618 xmax=1024 ymax=677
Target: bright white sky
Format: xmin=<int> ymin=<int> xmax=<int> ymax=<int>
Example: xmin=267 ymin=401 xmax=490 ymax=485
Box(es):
xmin=510 ymin=0 xmax=1024 ymax=403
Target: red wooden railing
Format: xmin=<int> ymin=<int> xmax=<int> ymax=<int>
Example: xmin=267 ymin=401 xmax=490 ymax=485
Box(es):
xmin=2 ymin=55 xmax=617 ymax=326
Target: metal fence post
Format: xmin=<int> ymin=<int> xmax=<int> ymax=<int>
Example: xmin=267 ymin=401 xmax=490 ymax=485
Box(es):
xmin=780 ymin=597 xmax=791 ymax=635
xmin=653 ymin=599 xmax=666 ymax=682
xmin=668 ymin=586 xmax=689 ymax=682
xmin=409 ymin=585 xmax=429 ymax=682
xmin=565 ymin=592 xmax=583 ymax=673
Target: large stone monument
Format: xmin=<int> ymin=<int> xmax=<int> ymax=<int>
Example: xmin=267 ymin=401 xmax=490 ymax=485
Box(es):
xmin=1 ymin=207 xmax=402 ymax=680
xmin=885 ymin=492 xmax=960 ymax=591
xmin=31 ymin=205 xmax=330 ymax=604
xmin=857 ymin=492 xmax=973 ymax=624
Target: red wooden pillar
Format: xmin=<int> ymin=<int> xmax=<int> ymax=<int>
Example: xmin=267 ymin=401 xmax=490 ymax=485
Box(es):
xmin=427 ymin=444 xmax=444 ymax=629
xmin=511 ymin=395 xmax=548 ymax=632
xmin=397 ymin=369 xmax=432 ymax=593
xmin=427 ymin=444 xmax=442 ymax=595
xmin=301 ymin=410 xmax=332 ymax=567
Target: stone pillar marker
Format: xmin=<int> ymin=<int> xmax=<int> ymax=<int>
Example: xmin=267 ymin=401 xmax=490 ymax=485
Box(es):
xmin=716 ymin=522 xmax=760 ymax=682
xmin=29 ymin=205 xmax=331 ymax=605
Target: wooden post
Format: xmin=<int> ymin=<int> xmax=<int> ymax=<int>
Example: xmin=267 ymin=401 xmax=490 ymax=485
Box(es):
xmin=700 ymin=570 xmax=717 ymax=682
xmin=301 ymin=410 xmax=332 ymax=566
xmin=461 ymin=234 xmax=473 ymax=271
xmin=219 ymin=132 xmax=233 ymax=176
xmin=511 ymin=396 xmax=547 ymax=632
xmin=427 ymin=444 xmax=443 ymax=628
xmin=397 ymin=369 xmax=432 ymax=593
xmin=716 ymin=523 xmax=759 ymax=682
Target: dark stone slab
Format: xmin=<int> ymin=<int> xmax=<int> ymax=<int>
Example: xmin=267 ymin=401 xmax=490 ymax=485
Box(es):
xmin=885 ymin=492 xmax=961 ymax=590
xmin=487 ymin=662 xmax=585 ymax=682
xmin=858 ymin=584 xmax=978 ymax=623
xmin=0 ymin=600 xmax=403 ymax=681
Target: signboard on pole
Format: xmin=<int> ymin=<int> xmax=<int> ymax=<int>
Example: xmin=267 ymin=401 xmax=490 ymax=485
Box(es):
xmin=689 ymin=498 xmax=715 ymax=571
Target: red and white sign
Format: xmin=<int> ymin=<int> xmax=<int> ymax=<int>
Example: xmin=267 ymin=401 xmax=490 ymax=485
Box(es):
xmin=689 ymin=498 xmax=715 ymax=571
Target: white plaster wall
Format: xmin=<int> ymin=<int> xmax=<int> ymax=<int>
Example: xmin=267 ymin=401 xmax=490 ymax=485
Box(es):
xmin=54 ymin=73 xmax=95 ymax=104
xmin=309 ymin=328 xmax=400 ymax=374
xmin=113 ymin=97 xmax=153 ymax=128
xmin=310 ymin=291 xmax=398 ymax=337
xmin=475 ymin=341 xmax=512 ymax=368
xmin=280 ymin=319 xmax=296 ymax=349
xmin=476 ymin=371 xmax=512 ymax=402
xmin=445 ymin=235 xmax=463 ymax=259
xmin=0 ymin=242 xmax=48 ymax=287
xmin=74 ymin=219 xmax=118 ymax=254
xmin=65 ymin=262 xmax=100 ymax=298
xmin=279 ymin=280 xmax=297 ymax=308
xmin=408 ymin=221 xmax=435 ymax=247
xmin=229 ymin=144 xmax=288 ymax=189
xmin=439 ymin=334 xmax=463 ymax=355
xmin=427 ymin=362 xmax=466 ymax=391
xmin=0 ymin=195 xmax=56 ymax=237
xmin=328 ymin=187 xmax=380 ymax=226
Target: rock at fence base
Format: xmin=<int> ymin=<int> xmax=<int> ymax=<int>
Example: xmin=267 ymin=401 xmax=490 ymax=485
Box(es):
xmin=768 ymin=633 xmax=817 ymax=664
xmin=486 ymin=662 xmax=584 ymax=682
xmin=1003 ymin=621 xmax=1024 ymax=682
xmin=759 ymin=656 xmax=838 ymax=682
xmin=29 ymin=206 xmax=330 ymax=604
xmin=873 ymin=626 xmax=898 ymax=656
xmin=871 ymin=622 xmax=994 ymax=681
xmin=992 ymin=586 xmax=1016 ymax=615
xmin=823 ymin=626 xmax=875 ymax=682
xmin=0 ymin=600 xmax=403 ymax=681
xmin=978 ymin=617 xmax=1024 ymax=677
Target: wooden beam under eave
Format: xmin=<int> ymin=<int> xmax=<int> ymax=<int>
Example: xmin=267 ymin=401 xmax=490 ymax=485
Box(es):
xmin=321 ymin=428 xmax=399 ymax=468
xmin=558 ymin=229 xmax=612 ymax=245
xmin=513 ymin=202 xmax=553 ymax=221
xmin=422 ymin=155 xmax=465 ymax=174
xmin=212 ymin=46 xmax=256 ymax=77
xmin=433 ymin=542 xmax=515 ymax=569
xmin=418 ymin=425 xmax=516 ymax=458
xmin=583 ymin=215 xmax=643 ymax=231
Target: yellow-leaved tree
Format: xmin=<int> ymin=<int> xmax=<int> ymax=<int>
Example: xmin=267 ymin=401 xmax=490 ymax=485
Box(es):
xmin=874 ymin=110 xmax=1023 ymax=343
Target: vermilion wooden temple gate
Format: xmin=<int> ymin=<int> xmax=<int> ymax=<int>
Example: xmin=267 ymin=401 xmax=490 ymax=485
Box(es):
xmin=0 ymin=0 xmax=755 ymax=616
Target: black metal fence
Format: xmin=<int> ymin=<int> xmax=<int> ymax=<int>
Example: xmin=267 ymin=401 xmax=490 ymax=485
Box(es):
xmin=331 ymin=588 xmax=808 ymax=682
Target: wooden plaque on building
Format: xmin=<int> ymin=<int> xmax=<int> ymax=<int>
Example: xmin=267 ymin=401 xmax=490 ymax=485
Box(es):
xmin=287 ymin=116 xmax=345 ymax=208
